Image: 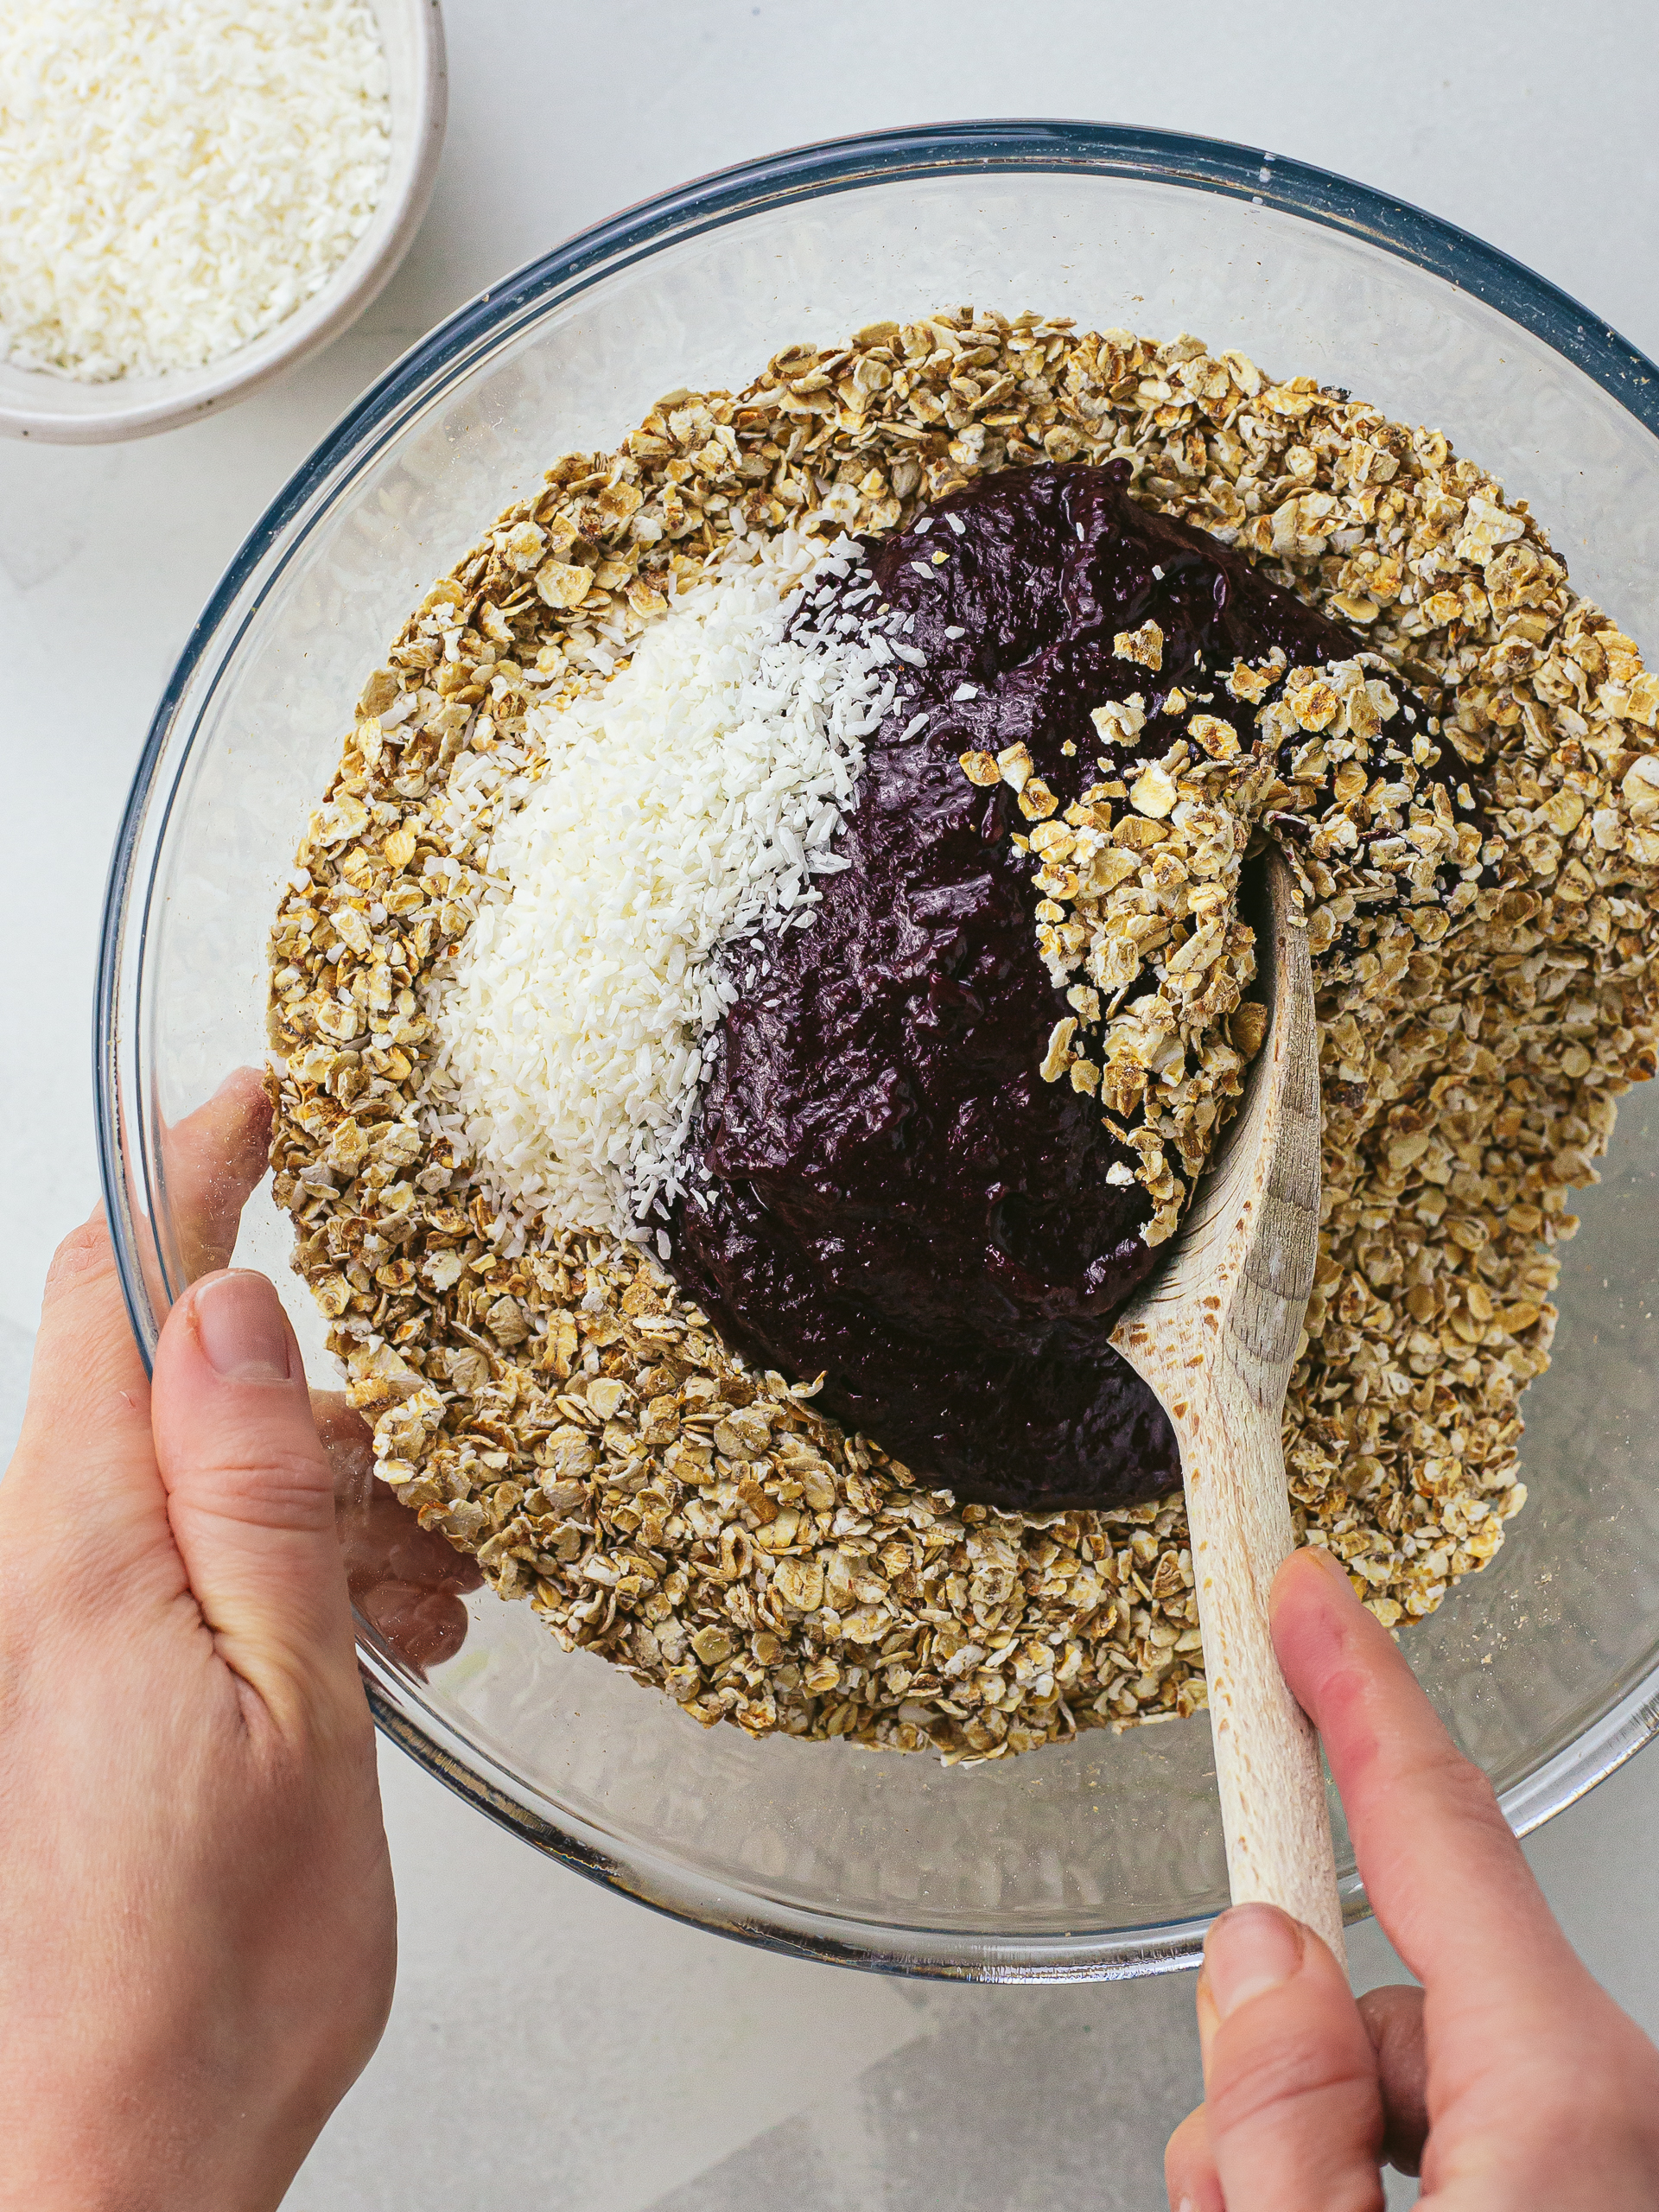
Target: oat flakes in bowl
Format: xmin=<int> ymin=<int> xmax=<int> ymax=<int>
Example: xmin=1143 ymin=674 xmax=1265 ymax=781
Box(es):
xmin=264 ymin=310 xmax=1659 ymax=1766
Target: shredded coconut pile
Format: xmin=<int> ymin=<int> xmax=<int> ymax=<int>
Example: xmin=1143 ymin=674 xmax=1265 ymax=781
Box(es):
xmin=0 ymin=0 xmax=391 ymax=381
xmin=433 ymin=533 xmax=901 ymax=1244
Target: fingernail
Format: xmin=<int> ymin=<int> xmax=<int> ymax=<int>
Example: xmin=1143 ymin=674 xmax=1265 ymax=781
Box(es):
xmin=1204 ymin=1904 xmax=1304 ymax=2018
xmin=195 ymin=1271 xmax=291 ymax=1382
xmin=1304 ymin=1545 xmax=1354 ymax=1590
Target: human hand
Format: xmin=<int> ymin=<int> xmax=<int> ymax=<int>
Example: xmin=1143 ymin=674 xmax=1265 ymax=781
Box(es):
xmin=1166 ymin=1547 xmax=1659 ymax=2209
xmin=0 ymin=1073 xmax=397 ymax=2212
xmin=317 ymin=1391 xmax=481 ymax=1675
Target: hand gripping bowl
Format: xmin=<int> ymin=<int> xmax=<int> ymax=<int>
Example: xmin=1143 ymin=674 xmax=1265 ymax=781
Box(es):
xmin=98 ymin=123 xmax=1659 ymax=1981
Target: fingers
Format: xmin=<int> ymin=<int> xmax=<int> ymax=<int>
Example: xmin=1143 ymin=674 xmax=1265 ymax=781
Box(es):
xmin=160 ymin=1065 xmax=274 ymax=1281
xmin=1164 ymin=2103 xmax=1224 ymax=2212
xmin=356 ymin=1582 xmax=472 ymax=1675
xmin=315 ymin=1393 xmax=480 ymax=1677
xmin=1359 ymin=1985 xmax=1428 ymax=2177
xmin=1270 ymin=1548 xmax=1573 ymax=1999
xmin=16 ymin=1068 xmax=273 ymax=1496
xmin=23 ymin=1206 xmax=152 ymax=1456
xmin=1176 ymin=1904 xmax=1385 ymax=2212
xmin=9 ymin=1209 xmax=171 ymax=1592
xmin=339 ymin=1468 xmax=480 ymax=1681
xmin=1273 ymin=1550 xmax=1659 ymax=2200
xmin=1164 ymin=1943 xmax=1432 ymax=2208
xmin=116 ymin=1065 xmax=273 ymax=1330
xmin=312 ymin=1392 xmax=378 ymax=1516
xmin=149 ymin=1270 xmax=359 ymax=1730
xmin=339 ymin=1474 xmax=484 ymax=1603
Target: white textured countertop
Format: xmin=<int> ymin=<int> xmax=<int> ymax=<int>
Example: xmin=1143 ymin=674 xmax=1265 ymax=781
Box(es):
xmin=4 ymin=5 xmax=1659 ymax=2205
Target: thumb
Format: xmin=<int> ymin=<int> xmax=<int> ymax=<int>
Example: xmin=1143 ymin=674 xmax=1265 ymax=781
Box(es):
xmin=150 ymin=1269 xmax=360 ymax=1729
xmin=1167 ymin=1904 xmax=1385 ymax=2212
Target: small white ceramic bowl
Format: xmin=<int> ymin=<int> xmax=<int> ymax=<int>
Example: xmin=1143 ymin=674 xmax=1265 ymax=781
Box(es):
xmin=0 ymin=0 xmax=447 ymax=444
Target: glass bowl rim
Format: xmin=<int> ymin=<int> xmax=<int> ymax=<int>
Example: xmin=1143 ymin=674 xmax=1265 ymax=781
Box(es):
xmin=96 ymin=118 xmax=1659 ymax=1980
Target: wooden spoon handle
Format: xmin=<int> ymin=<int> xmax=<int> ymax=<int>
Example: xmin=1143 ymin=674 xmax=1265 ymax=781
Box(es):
xmin=1110 ymin=852 xmax=1343 ymax=1961
xmin=1181 ymin=1367 xmax=1345 ymax=1962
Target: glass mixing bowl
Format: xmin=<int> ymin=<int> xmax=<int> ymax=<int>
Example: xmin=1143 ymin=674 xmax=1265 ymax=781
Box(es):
xmin=98 ymin=122 xmax=1659 ymax=1980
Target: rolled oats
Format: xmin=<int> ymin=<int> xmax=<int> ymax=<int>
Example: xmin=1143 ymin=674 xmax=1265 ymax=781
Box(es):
xmin=267 ymin=309 xmax=1659 ymax=1759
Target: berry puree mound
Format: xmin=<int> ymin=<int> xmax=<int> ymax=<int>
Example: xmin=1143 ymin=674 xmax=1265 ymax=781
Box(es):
xmin=673 ymin=461 xmax=1473 ymax=1513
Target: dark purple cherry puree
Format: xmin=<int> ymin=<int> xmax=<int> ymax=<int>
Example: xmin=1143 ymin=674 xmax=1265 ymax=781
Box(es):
xmin=667 ymin=462 xmax=1381 ymax=1512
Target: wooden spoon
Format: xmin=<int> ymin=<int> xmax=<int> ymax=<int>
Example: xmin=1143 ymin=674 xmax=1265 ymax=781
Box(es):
xmin=1109 ymin=849 xmax=1344 ymax=1961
